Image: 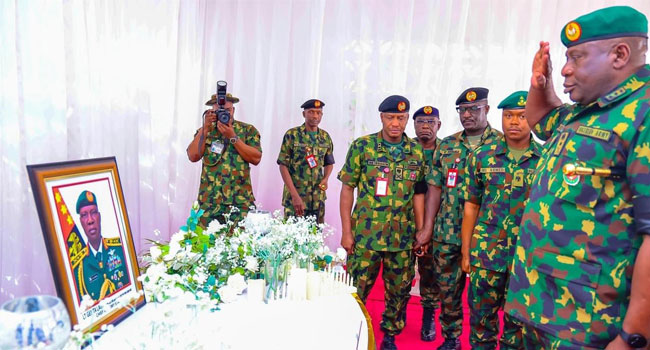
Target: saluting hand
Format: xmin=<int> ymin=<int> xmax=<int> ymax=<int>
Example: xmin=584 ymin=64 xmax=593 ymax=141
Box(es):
xmin=531 ymin=41 xmax=553 ymax=89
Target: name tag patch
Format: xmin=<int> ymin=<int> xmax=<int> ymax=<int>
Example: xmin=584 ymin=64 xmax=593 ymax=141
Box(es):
xmin=480 ymin=167 xmax=506 ymax=173
xmin=367 ymin=160 xmax=390 ymax=167
xmin=576 ymin=126 xmax=612 ymax=142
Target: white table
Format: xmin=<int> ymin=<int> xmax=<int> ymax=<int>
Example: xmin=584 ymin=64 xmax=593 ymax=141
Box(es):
xmin=89 ymin=293 xmax=371 ymax=350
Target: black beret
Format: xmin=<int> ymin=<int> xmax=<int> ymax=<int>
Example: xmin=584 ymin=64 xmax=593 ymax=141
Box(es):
xmin=378 ymin=95 xmax=410 ymax=113
xmin=456 ymin=87 xmax=489 ymax=105
xmin=76 ymin=190 xmax=98 ymax=214
xmin=301 ymin=99 xmax=325 ymax=109
xmin=412 ymin=106 xmax=440 ymax=120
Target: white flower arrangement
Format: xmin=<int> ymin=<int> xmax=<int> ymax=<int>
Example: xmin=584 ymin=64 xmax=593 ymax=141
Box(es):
xmin=138 ymin=204 xmax=334 ymax=308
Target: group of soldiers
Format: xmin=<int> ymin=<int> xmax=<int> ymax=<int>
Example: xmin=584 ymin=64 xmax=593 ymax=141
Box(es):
xmin=188 ymin=6 xmax=650 ymax=350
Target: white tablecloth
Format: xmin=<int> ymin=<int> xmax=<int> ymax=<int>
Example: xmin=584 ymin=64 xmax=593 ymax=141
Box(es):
xmin=90 ymin=293 xmax=370 ymax=350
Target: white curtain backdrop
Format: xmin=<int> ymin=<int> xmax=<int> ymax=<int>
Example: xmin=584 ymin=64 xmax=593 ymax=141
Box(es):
xmin=2 ymin=0 xmax=649 ymax=302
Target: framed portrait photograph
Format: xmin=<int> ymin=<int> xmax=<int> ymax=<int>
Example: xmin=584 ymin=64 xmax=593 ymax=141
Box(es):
xmin=27 ymin=157 xmax=145 ymax=333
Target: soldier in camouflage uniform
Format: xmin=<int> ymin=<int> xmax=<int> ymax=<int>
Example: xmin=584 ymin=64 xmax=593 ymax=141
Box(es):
xmin=414 ymin=87 xmax=503 ymax=350
xmin=74 ymin=191 xmax=130 ymax=302
xmin=278 ymin=99 xmax=335 ymax=223
xmin=460 ymin=91 xmax=541 ymax=350
xmin=505 ymin=6 xmax=650 ymax=350
xmin=187 ymin=92 xmax=262 ymax=227
xmin=339 ymin=95 xmax=425 ymax=350
xmin=412 ymin=105 xmax=442 ymax=342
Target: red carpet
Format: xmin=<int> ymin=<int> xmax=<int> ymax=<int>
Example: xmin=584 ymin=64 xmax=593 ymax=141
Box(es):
xmin=365 ymin=270 xmax=504 ymax=349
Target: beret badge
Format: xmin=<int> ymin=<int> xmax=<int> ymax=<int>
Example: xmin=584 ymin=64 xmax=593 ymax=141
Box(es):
xmin=423 ymin=106 xmax=433 ymax=114
xmin=466 ymin=91 xmax=477 ymax=102
xmin=397 ymin=101 xmax=406 ymax=112
xmin=565 ymin=21 xmax=582 ymax=42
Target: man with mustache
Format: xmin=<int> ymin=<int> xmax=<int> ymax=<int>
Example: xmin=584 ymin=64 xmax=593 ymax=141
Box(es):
xmin=412 ymin=105 xmax=442 ymax=342
xmin=277 ymin=99 xmax=334 ymax=223
xmin=414 ymin=88 xmax=503 ymax=350
xmin=339 ymin=95 xmax=425 ymax=350
xmin=504 ymin=6 xmax=650 ymax=350
xmin=461 ymin=91 xmax=541 ymax=350
xmin=74 ymin=190 xmax=130 ymax=302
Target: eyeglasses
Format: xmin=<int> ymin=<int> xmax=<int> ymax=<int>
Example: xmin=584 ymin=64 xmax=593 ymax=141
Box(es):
xmin=456 ymin=105 xmax=487 ymax=114
xmin=415 ymin=119 xmax=440 ymax=125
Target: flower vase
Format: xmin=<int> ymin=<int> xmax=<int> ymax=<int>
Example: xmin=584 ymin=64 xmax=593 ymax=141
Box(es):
xmin=263 ymin=259 xmax=289 ymax=301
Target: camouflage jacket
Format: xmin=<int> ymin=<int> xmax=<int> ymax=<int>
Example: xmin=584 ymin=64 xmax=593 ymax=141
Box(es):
xmin=197 ymin=120 xmax=261 ymax=213
xmin=338 ymin=132 xmax=425 ymax=252
xmin=427 ymin=125 xmax=503 ymax=245
xmin=465 ymin=136 xmax=542 ymax=272
xmin=414 ymin=137 xmax=440 ymax=195
xmin=277 ymin=124 xmax=334 ymax=211
xmin=505 ymin=65 xmax=650 ymax=347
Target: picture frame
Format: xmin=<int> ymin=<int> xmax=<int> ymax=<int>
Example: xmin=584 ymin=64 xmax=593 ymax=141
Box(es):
xmin=27 ymin=157 xmax=145 ymax=333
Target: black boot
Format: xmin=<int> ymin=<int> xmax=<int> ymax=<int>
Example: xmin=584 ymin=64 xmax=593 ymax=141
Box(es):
xmin=439 ymin=337 xmax=460 ymax=350
xmin=420 ymin=307 xmax=436 ymax=341
xmin=380 ymin=334 xmax=397 ymax=350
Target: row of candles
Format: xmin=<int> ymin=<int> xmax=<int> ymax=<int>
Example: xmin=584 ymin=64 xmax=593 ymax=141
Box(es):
xmin=247 ymin=266 xmax=355 ymax=303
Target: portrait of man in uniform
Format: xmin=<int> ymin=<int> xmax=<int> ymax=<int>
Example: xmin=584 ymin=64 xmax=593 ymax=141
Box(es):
xmin=72 ymin=190 xmax=130 ymax=303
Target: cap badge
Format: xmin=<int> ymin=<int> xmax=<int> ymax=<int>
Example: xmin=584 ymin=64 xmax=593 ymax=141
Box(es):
xmin=424 ymin=106 xmax=433 ymax=114
xmin=565 ymin=22 xmax=581 ymax=42
xmin=86 ymin=191 xmax=94 ymax=203
xmin=517 ymin=96 xmax=526 ymax=106
xmin=466 ymin=91 xmax=477 ymax=102
xmin=314 ymin=100 xmax=321 ymax=107
xmin=397 ymin=101 xmax=406 ymax=112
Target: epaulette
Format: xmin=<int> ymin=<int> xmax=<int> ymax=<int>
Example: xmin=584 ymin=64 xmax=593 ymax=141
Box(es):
xmin=103 ymin=237 xmax=122 ymax=247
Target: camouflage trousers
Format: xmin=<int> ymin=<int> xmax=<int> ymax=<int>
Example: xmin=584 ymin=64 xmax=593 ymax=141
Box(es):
xmin=469 ymin=266 xmax=523 ymax=350
xmin=198 ymin=204 xmax=249 ymax=228
xmin=433 ymin=240 xmax=465 ymax=339
xmin=283 ymin=201 xmax=325 ymax=223
xmin=348 ymin=248 xmax=415 ymax=336
xmin=417 ymin=240 xmax=440 ymax=309
xmin=520 ymin=321 xmax=603 ymax=350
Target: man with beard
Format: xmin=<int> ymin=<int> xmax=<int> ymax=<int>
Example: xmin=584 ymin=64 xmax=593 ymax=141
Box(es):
xmin=414 ymin=87 xmax=502 ymax=350
xmin=278 ymin=99 xmax=335 ymax=223
xmin=187 ymin=92 xmax=262 ymax=226
xmin=339 ymin=95 xmax=425 ymax=350
xmin=411 ymin=105 xmax=442 ymax=342
xmin=461 ymin=91 xmax=541 ymax=350
xmin=505 ymin=6 xmax=650 ymax=350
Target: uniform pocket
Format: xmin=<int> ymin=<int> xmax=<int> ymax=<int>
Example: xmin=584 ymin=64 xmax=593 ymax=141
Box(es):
xmin=547 ymin=155 xmax=605 ymax=208
xmin=528 ymin=248 xmax=601 ymax=332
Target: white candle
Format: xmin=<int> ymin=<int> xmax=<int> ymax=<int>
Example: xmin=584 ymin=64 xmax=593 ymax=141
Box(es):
xmin=247 ymin=279 xmax=265 ymax=303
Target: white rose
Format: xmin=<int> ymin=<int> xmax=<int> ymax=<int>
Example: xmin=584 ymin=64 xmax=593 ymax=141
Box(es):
xmin=336 ymin=247 xmax=347 ymax=262
xmin=218 ymin=285 xmax=238 ymax=303
xmin=150 ymin=246 xmax=162 ymax=261
xmin=245 ymin=256 xmax=258 ymax=272
xmin=226 ymin=273 xmax=247 ymax=294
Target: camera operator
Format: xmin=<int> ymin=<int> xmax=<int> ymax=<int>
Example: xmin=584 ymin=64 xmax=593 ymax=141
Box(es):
xmin=187 ymin=86 xmax=262 ymax=227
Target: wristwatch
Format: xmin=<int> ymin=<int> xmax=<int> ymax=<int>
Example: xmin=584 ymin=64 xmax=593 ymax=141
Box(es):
xmin=229 ymin=136 xmax=239 ymax=144
xmin=620 ymin=329 xmax=648 ymax=348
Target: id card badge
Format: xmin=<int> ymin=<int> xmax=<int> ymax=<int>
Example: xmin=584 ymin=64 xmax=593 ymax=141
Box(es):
xmin=210 ymin=141 xmax=224 ymax=154
xmin=375 ymin=177 xmax=388 ymax=197
xmin=446 ymin=168 xmax=458 ymax=188
xmin=306 ymin=154 xmax=318 ymax=169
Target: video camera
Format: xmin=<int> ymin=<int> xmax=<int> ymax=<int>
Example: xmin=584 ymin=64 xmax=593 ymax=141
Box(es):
xmin=215 ymin=80 xmax=231 ymax=124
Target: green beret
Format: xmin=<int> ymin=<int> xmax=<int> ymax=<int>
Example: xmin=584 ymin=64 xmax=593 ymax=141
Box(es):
xmin=76 ymin=190 xmax=98 ymax=214
xmin=301 ymin=99 xmax=325 ymax=109
xmin=498 ymin=91 xmax=528 ymax=110
xmin=412 ymin=106 xmax=439 ymax=120
xmin=378 ymin=95 xmax=410 ymax=113
xmin=561 ymin=6 xmax=648 ymax=48
xmin=456 ymin=87 xmax=489 ymax=105
xmin=205 ymin=93 xmax=240 ymax=106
